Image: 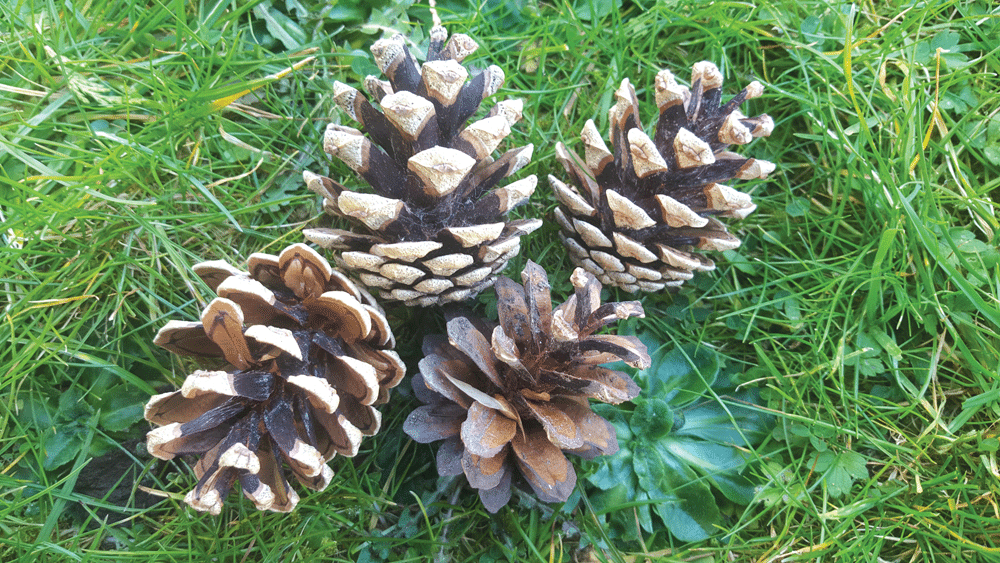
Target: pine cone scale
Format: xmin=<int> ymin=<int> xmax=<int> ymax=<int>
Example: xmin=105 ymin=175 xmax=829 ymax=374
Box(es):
xmin=264 ymin=399 xmax=324 ymax=478
xmin=448 ymin=317 xmax=504 ymax=386
xmin=460 ymin=401 xmax=516 ymax=457
xmin=443 ymin=369 xmax=519 ymax=420
xmin=199 ymin=298 xmax=253 ymax=369
xmin=495 ymin=276 xmax=531 ymax=342
xmin=417 ymin=355 xmax=472 ymax=408
xmin=523 ymin=398 xmax=583 ymax=450
xmin=253 ymin=444 xmax=298 ymax=512
xmin=463 ymin=448 xmax=508 ymax=490
xmin=558 ymin=396 xmax=617 ymax=458
xmin=436 ymin=436 xmax=465 ymax=476
xmin=153 ymin=320 xmax=221 ymax=357
xmin=403 ymin=403 xmax=464 ymax=443
xmin=511 ymin=428 xmax=576 ymax=503
xmin=313 ymin=409 xmax=362 ymax=456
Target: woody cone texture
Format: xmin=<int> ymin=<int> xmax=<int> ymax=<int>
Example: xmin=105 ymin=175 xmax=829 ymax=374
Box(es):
xmin=304 ymin=26 xmax=541 ymax=306
xmin=551 ymin=61 xmax=775 ymax=292
xmin=403 ymin=261 xmax=650 ymax=512
xmin=145 ymin=244 xmax=405 ymax=514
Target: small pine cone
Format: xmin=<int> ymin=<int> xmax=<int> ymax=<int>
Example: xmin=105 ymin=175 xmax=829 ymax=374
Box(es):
xmin=145 ymin=243 xmax=405 ymax=514
xmin=304 ymin=26 xmax=541 ymax=307
xmin=551 ymin=61 xmax=775 ymax=292
xmin=403 ymin=261 xmax=650 ymax=512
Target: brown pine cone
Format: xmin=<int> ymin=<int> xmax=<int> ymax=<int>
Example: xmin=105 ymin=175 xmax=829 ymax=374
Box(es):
xmin=551 ymin=61 xmax=775 ymax=292
xmin=403 ymin=261 xmax=649 ymax=512
xmin=303 ymin=25 xmax=541 ymax=307
xmin=145 ymin=243 xmax=404 ymax=513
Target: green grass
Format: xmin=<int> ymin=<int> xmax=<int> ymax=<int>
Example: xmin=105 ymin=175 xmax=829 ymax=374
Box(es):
xmin=3 ymin=0 xmax=1000 ymax=561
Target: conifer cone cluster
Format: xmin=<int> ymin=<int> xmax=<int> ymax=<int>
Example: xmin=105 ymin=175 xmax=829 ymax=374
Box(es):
xmin=550 ymin=61 xmax=775 ymax=292
xmin=145 ymin=244 xmax=405 ymax=514
xmin=304 ymin=26 xmax=541 ymax=307
xmin=403 ymin=261 xmax=650 ymax=512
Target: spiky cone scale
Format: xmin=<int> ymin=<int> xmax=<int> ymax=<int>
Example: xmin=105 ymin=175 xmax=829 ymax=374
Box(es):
xmin=304 ymin=26 xmax=541 ymax=307
xmin=403 ymin=261 xmax=650 ymax=512
xmin=550 ymin=61 xmax=775 ymax=292
xmin=145 ymin=243 xmax=405 ymax=514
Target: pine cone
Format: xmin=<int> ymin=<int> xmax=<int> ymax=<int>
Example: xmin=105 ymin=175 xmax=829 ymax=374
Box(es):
xmin=550 ymin=62 xmax=775 ymax=292
xmin=145 ymin=243 xmax=405 ymax=514
xmin=304 ymin=26 xmax=541 ymax=307
xmin=403 ymin=261 xmax=650 ymax=512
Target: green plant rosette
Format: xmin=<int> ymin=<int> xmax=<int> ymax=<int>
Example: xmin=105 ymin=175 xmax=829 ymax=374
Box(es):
xmin=585 ymin=332 xmax=771 ymax=543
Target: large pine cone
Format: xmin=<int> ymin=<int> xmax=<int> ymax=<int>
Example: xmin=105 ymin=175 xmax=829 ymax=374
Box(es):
xmin=304 ymin=26 xmax=541 ymax=307
xmin=403 ymin=261 xmax=649 ymax=512
xmin=145 ymin=243 xmax=405 ymax=514
xmin=551 ymin=62 xmax=775 ymax=292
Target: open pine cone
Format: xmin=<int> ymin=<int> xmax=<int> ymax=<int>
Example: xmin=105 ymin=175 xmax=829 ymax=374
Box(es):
xmin=304 ymin=25 xmax=541 ymax=307
xmin=551 ymin=61 xmax=775 ymax=292
xmin=403 ymin=261 xmax=650 ymax=512
xmin=145 ymin=243 xmax=405 ymax=514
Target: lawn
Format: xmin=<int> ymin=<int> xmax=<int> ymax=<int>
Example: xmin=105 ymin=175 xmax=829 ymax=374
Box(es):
xmin=3 ymin=0 xmax=1000 ymax=561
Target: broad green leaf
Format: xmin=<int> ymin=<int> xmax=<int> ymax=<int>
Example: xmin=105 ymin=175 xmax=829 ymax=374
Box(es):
xmin=811 ymin=436 xmax=829 ymax=452
xmin=786 ymin=196 xmax=811 ymax=217
xmin=789 ymin=423 xmax=812 ymax=438
xmin=663 ymin=437 xmax=747 ymax=475
xmin=649 ymin=473 xmax=719 ymax=541
xmin=590 ymin=482 xmax=631 ymax=513
xmin=629 ymin=398 xmax=675 ymax=440
xmin=632 ymin=446 xmax=668 ymax=492
xmin=799 ymin=15 xmax=824 ymax=44
xmin=813 ymin=450 xmax=869 ymax=498
xmin=43 ymin=427 xmax=85 ymax=470
xmin=980 ymin=437 xmax=1000 ymax=453
xmin=778 ymin=290 xmax=802 ymax=325
xmin=646 ymin=343 xmax=720 ymax=405
xmin=868 ymin=328 xmax=901 ymax=362
xmin=350 ymin=49 xmax=380 ymax=80
xmin=16 ymin=394 xmax=54 ymax=428
xmin=940 ymin=87 xmax=975 ymax=112
xmin=722 ymin=250 xmax=759 ymax=275
xmin=574 ymin=0 xmax=621 ymax=21
xmin=589 ymin=446 xmax=633 ymax=491
xmin=325 ymin=4 xmax=367 ymax=23
xmin=707 ymin=471 xmax=757 ymax=505
xmin=989 ymin=115 xmax=1000 ymax=142
xmin=98 ymin=385 xmax=147 ymax=432
xmin=285 ymin=0 xmax=310 ymax=19
xmin=633 ymin=490 xmax=655 ymax=533
xmin=930 ymin=31 xmax=970 ymax=69
xmin=854 ymin=331 xmax=882 ymax=356
xmin=674 ymin=392 xmax=769 ymax=445
xmin=661 ymin=439 xmax=754 ymax=503
xmin=858 ymin=356 xmax=886 ymax=377
xmin=58 ymin=386 xmax=94 ymax=422
xmin=914 ymin=31 xmax=970 ymax=69
xmin=253 ymin=3 xmax=307 ymax=49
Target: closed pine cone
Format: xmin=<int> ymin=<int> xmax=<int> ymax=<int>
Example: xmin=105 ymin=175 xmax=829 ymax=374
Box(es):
xmin=551 ymin=61 xmax=775 ymax=292
xmin=403 ymin=261 xmax=649 ymax=512
xmin=304 ymin=26 xmax=541 ymax=307
xmin=145 ymin=243 xmax=404 ymax=514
